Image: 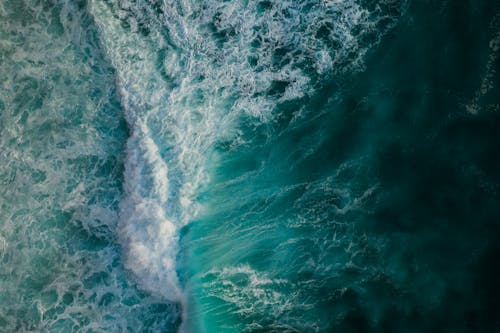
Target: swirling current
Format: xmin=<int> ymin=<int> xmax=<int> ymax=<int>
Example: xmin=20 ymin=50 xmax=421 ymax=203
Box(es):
xmin=1 ymin=0 xmax=499 ymax=332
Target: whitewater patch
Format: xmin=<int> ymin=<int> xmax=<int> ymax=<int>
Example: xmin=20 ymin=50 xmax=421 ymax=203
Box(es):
xmin=89 ymin=1 xmax=193 ymax=305
xmin=119 ymin=121 xmax=182 ymax=301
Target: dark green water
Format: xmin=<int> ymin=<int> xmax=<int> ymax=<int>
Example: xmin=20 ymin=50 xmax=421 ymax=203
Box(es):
xmin=0 ymin=0 xmax=499 ymax=332
xmin=185 ymin=1 xmax=500 ymax=332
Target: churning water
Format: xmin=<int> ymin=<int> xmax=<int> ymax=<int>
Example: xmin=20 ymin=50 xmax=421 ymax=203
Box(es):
xmin=1 ymin=0 xmax=499 ymax=332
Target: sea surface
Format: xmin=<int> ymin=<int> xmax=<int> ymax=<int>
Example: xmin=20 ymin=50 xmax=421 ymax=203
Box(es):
xmin=1 ymin=0 xmax=499 ymax=332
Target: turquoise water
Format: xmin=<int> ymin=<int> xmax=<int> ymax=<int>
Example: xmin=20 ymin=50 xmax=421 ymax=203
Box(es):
xmin=1 ymin=0 xmax=499 ymax=332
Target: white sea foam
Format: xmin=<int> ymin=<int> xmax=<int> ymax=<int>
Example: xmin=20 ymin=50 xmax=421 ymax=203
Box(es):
xmin=203 ymin=265 xmax=293 ymax=314
xmin=466 ymin=13 xmax=500 ymax=114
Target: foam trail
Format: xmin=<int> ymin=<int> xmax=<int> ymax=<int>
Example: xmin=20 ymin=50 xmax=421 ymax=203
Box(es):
xmin=120 ymin=121 xmax=181 ymax=300
xmin=88 ymin=1 xmax=192 ymax=306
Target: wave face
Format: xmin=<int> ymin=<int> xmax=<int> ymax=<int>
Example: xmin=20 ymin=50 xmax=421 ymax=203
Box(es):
xmin=3 ymin=0 xmax=500 ymax=332
xmin=87 ymin=0 xmax=405 ymax=328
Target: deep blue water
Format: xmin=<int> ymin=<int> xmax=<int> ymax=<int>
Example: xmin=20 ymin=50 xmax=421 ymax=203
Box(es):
xmin=1 ymin=0 xmax=499 ymax=332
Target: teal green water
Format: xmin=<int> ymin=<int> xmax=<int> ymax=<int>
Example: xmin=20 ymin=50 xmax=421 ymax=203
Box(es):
xmin=1 ymin=0 xmax=499 ymax=332
xmin=0 ymin=1 xmax=180 ymax=331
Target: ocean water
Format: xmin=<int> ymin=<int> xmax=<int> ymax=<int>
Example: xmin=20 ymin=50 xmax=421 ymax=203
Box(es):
xmin=0 ymin=0 xmax=499 ymax=332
